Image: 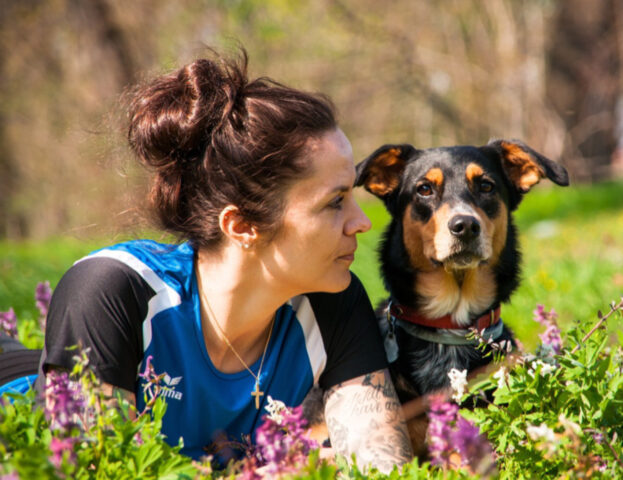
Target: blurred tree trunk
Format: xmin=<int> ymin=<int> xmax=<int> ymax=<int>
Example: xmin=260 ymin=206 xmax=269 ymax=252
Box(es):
xmin=0 ymin=0 xmax=142 ymax=240
xmin=546 ymin=0 xmax=621 ymax=182
xmin=68 ymin=0 xmax=138 ymax=87
xmin=0 ymin=7 xmax=26 ymax=237
xmin=0 ymin=114 xmax=27 ymax=238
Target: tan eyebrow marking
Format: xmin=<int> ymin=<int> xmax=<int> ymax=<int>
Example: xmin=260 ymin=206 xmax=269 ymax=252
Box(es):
xmin=424 ymin=168 xmax=444 ymax=187
xmin=465 ymin=163 xmax=485 ymax=183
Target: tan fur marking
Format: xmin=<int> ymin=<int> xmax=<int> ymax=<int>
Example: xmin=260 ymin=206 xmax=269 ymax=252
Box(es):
xmin=402 ymin=204 xmax=437 ymax=271
xmin=500 ymin=141 xmax=545 ymax=192
xmin=490 ymin=203 xmax=508 ymax=264
xmin=465 ymin=163 xmax=484 ymax=183
xmin=364 ymin=148 xmax=405 ymax=196
xmin=415 ymin=267 xmax=497 ymax=325
xmin=456 ymin=267 xmax=497 ymax=324
xmin=416 ymin=269 xmax=461 ymax=316
xmin=425 ymin=168 xmax=444 ymax=187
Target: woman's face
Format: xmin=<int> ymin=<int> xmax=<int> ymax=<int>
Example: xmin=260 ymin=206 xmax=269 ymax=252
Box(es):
xmin=259 ymin=128 xmax=371 ymax=295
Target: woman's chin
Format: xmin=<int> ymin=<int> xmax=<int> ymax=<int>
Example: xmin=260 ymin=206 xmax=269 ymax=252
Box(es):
xmin=316 ymin=271 xmax=352 ymax=293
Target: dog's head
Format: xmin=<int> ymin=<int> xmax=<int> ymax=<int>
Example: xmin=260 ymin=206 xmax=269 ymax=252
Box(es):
xmin=355 ymin=139 xmax=569 ymax=272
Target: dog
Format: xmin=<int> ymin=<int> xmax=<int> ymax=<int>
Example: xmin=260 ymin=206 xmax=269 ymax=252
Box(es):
xmin=354 ymin=138 xmax=569 ymax=453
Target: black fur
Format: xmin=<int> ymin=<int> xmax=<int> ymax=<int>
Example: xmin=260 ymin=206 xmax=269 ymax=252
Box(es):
xmin=356 ymin=139 xmax=568 ymax=401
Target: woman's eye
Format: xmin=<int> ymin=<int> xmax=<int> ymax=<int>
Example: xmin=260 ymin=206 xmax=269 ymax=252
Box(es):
xmin=416 ymin=184 xmax=433 ymax=197
xmin=329 ymin=196 xmax=345 ymax=210
xmin=479 ymin=180 xmax=495 ymax=193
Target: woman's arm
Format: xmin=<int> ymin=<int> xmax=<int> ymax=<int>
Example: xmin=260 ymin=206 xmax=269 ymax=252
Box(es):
xmin=323 ymin=368 xmax=413 ymax=473
xmin=40 ymin=257 xmax=150 ymax=392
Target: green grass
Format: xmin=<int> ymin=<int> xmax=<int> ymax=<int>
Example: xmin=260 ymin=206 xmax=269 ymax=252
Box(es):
xmin=0 ymin=237 xmax=102 ymax=320
xmin=2 ymin=180 xmax=622 ymax=350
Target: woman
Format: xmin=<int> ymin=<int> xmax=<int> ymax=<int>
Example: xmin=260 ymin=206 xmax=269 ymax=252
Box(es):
xmin=36 ymin=50 xmax=412 ymax=471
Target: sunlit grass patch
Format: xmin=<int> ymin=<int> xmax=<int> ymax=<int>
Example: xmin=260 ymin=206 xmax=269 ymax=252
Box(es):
xmin=0 ymin=237 xmax=101 ymax=319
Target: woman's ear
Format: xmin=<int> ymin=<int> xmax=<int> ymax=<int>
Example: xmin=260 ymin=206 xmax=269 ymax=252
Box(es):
xmin=218 ymin=205 xmax=259 ymax=249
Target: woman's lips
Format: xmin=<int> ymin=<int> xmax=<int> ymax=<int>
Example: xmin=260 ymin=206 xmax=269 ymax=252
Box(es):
xmin=338 ymin=253 xmax=355 ymax=262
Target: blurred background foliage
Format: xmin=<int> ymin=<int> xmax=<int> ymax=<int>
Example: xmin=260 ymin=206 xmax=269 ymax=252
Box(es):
xmin=1 ymin=0 xmax=622 ymax=239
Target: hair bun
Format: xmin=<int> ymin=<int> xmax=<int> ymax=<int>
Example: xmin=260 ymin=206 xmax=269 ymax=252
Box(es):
xmin=193 ymin=54 xmax=250 ymax=134
xmin=126 ymin=48 xmax=336 ymax=249
xmin=128 ymin=57 xmax=246 ymax=168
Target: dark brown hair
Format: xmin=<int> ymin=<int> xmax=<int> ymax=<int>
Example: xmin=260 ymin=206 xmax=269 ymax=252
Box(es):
xmin=127 ymin=49 xmax=336 ymax=248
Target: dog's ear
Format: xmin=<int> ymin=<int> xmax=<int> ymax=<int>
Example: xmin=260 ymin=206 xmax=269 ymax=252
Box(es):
xmin=355 ymin=144 xmax=419 ymax=198
xmin=486 ymin=139 xmax=569 ymax=193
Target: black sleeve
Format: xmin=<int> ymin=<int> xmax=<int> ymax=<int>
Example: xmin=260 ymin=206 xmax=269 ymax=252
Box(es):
xmin=309 ymin=273 xmax=387 ymax=390
xmin=39 ymin=257 xmax=153 ymax=391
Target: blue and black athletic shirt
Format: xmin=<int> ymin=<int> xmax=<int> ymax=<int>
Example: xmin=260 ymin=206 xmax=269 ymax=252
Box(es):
xmin=36 ymin=240 xmax=386 ymax=461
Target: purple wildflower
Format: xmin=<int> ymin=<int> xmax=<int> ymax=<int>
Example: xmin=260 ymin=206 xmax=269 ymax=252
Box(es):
xmin=49 ymin=436 xmax=78 ymax=467
xmin=533 ymin=304 xmax=562 ymax=355
xmin=138 ymin=355 xmax=156 ymax=381
xmin=592 ymin=432 xmax=604 ymax=444
xmin=0 ymin=473 xmax=20 ymax=480
xmin=241 ymin=401 xmax=318 ymax=478
xmin=44 ymin=370 xmax=86 ymax=434
xmin=533 ymin=304 xmax=558 ymax=325
xmin=539 ymin=323 xmax=562 ymax=355
xmin=427 ymin=394 xmax=494 ymax=472
xmin=35 ymin=281 xmax=53 ymax=330
xmin=0 ymin=308 xmax=18 ymax=338
xmin=451 ymin=416 xmax=494 ymax=469
xmin=134 ymin=431 xmax=144 ymax=446
xmin=427 ymin=394 xmax=459 ymax=467
xmin=138 ymin=355 xmax=166 ymax=405
xmin=593 ymin=456 xmax=608 ymax=473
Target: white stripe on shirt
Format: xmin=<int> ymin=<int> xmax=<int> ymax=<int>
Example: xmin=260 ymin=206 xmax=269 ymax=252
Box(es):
xmin=289 ymin=295 xmax=327 ymax=386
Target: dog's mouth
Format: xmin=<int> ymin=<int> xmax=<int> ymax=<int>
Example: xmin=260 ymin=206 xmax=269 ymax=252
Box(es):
xmin=446 ymin=252 xmax=482 ymax=269
xmin=431 ymin=249 xmax=488 ymax=270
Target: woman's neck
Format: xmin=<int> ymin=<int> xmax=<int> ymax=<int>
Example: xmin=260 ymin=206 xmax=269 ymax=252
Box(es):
xmin=195 ymin=245 xmax=287 ymax=373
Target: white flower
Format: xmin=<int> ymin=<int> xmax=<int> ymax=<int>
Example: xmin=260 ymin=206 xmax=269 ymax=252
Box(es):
xmin=528 ymin=360 xmax=556 ymax=377
xmin=264 ymin=395 xmax=287 ymax=424
xmin=493 ymin=366 xmax=508 ymax=390
xmin=558 ymin=414 xmax=581 ymax=435
xmin=448 ymin=368 xmax=468 ymax=402
xmin=527 ymin=423 xmax=556 ymax=443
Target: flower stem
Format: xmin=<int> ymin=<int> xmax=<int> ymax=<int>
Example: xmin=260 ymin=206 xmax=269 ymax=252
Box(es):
xmin=570 ymin=298 xmax=623 ymax=354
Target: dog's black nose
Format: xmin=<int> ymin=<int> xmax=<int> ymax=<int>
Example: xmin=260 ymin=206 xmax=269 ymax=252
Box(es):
xmin=448 ymin=215 xmax=481 ymax=240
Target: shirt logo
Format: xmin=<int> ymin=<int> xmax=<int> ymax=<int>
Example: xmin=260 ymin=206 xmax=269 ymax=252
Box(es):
xmin=161 ymin=374 xmax=183 ymax=401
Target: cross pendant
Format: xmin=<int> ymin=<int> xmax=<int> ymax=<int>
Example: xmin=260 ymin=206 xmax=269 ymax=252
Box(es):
xmin=251 ymin=381 xmax=264 ymax=409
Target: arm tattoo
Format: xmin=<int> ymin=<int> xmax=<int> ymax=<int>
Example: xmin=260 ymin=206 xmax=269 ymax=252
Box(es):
xmin=324 ymin=369 xmax=413 ymax=473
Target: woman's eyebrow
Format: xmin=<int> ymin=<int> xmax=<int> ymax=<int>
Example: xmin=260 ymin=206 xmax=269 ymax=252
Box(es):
xmin=326 ymin=185 xmax=350 ymax=195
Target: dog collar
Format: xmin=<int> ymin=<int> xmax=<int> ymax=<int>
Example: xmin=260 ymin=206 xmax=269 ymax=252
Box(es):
xmin=389 ymin=302 xmax=501 ymax=331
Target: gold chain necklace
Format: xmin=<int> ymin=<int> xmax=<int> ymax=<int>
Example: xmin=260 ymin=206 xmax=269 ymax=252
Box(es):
xmin=197 ymin=269 xmax=275 ymax=409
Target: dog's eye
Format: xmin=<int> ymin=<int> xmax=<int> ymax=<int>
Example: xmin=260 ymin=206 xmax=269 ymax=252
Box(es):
xmin=416 ymin=184 xmax=434 ymax=197
xmin=479 ymin=180 xmax=495 ymax=193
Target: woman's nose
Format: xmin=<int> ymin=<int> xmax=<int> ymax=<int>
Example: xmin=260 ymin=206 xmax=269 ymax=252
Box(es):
xmin=346 ymin=199 xmax=372 ymax=235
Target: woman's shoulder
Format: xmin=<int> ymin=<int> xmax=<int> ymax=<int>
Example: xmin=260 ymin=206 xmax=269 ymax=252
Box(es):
xmin=77 ymin=239 xmax=195 ymax=294
xmin=84 ymin=239 xmax=194 ymax=266
xmin=288 ymin=272 xmax=373 ymax=329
